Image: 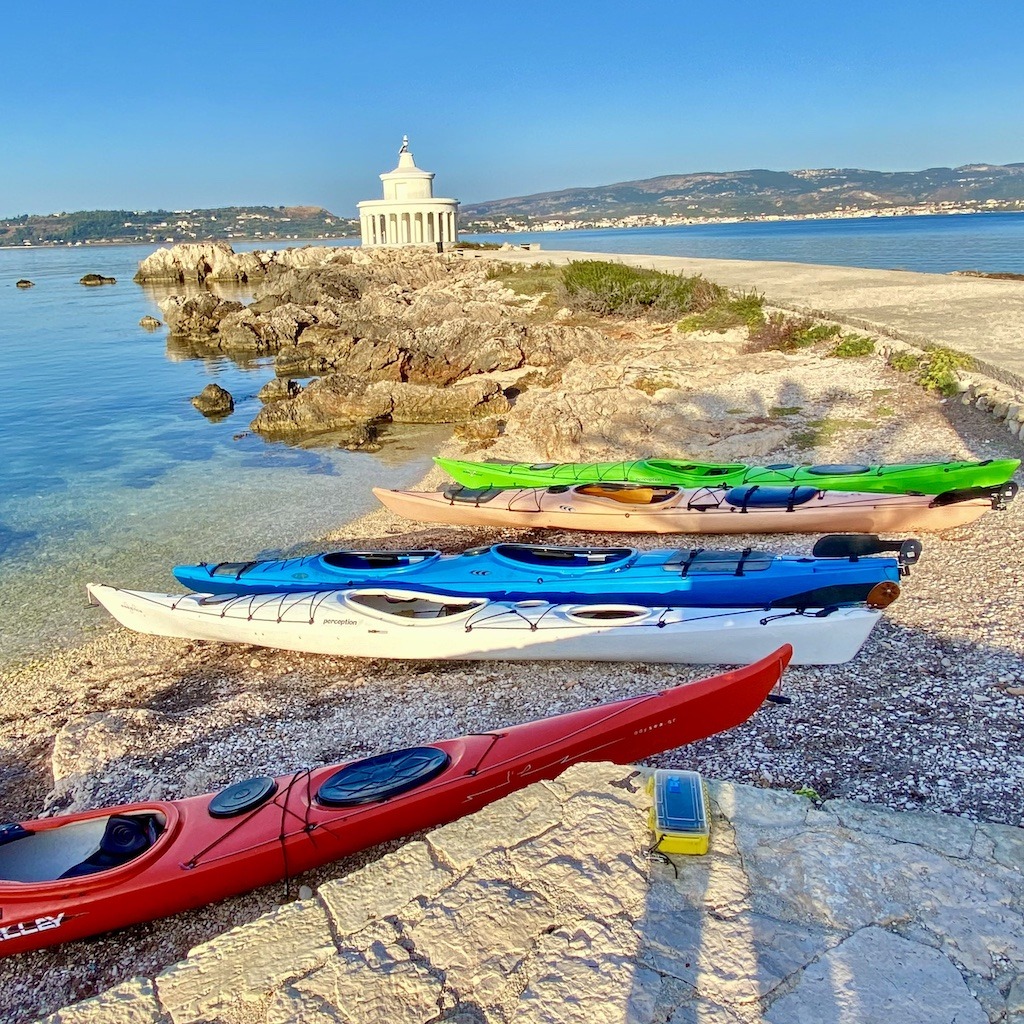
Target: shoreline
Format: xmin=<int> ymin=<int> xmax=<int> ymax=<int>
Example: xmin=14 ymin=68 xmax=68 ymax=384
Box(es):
xmin=6 ymin=205 xmax=1024 ymax=252
xmin=2 ymin=246 xmax=1023 ymax=1023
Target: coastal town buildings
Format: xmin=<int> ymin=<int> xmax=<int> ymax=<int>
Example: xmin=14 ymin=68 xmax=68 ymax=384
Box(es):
xmin=358 ymin=137 xmax=459 ymax=248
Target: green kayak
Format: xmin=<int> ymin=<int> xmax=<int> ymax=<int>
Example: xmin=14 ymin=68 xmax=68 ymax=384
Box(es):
xmin=434 ymin=456 xmax=1021 ymax=495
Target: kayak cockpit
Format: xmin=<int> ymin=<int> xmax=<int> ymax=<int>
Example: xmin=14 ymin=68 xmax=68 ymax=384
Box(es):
xmin=0 ymin=812 xmax=166 ymax=883
xmin=805 ymin=463 xmax=872 ymax=476
xmin=320 ymin=549 xmax=441 ymax=573
xmin=491 ymin=543 xmax=636 ymax=571
xmin=645 ymin=460 xmax=743 ymax=480
xmin=345 ymin=590 xmax=487 ymax=622
xmin=574 ymin=483 xmax=680 ymax=505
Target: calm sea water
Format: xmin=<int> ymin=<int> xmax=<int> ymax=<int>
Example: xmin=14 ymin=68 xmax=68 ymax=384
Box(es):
xmin=469 ymin=210 xmax=1024 ymax=274
xmin=2 ymin=213 xmax=1021 ymax=665
xmin=0 ymin=241 xmax=443 ymax=666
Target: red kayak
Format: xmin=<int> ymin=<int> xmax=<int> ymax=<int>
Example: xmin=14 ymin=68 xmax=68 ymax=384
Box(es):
xmin=0 ymin=646 xmax=791 ymax=956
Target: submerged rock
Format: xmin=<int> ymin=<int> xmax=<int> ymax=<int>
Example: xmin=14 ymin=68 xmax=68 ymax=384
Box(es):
xmin=80 ymin=273 xmax=116 ymax=286
xmin=139 ymin=315 xmax=162 ymax=329
xmin=191 ymin=383 xmax=235 ymax=417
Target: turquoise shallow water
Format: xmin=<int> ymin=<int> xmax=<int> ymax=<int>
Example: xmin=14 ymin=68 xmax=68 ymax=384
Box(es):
xmin=0 ymin=242 xmax=442 ymax=666
xmin=468 ymin=210 xmax=1024 ymax=274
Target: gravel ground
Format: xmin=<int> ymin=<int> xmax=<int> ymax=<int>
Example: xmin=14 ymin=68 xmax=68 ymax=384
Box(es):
xmin=0 ymin=335 xmax=1021 ymax=1022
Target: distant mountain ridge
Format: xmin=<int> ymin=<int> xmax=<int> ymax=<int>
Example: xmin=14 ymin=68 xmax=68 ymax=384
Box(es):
xmin=0 ymin=206 xmax=359 ymax=247
xmin=462 ymin=163 xmax=1024 ymax=222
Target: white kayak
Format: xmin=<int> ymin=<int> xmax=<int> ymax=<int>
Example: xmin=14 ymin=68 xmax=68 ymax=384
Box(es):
xmin=87 ymin=584 xmax=885 ymax=666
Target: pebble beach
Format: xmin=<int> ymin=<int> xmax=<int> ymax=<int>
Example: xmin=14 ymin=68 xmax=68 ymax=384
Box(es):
xmin=1 ymin=249 xmax=1022 ymax=1022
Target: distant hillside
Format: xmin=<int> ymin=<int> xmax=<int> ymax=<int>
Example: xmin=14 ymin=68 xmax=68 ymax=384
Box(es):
xmin=462 ymin=163 xmax=1024 ymax=224
xmin=0 ymin=206 xmax=359 ymax=246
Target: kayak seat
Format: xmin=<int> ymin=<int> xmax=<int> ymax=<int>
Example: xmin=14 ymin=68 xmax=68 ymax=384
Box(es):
xmin=724 ymin=486 xmax=819 ymax=510
xmin=209 ymin=776 xmax=279 ymax=818
xmin=443 ymin=485 xmax=505 ymax=504
xmin=806 ymin=464 xmax=871 ymax=475
xmin=59 ymin=814 xmax=163 ymax=879
xmin=664 ymin=549 xmax=774 ymax=575
xmin=317 ymin=746 xmax=451 ymax=807
xmin=0 ymin=813 xmax=164 ymax=882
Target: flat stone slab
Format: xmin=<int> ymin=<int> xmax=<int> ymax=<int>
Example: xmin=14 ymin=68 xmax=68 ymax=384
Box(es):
xmin=36 ymin=764 xmax=1023 ymax=1024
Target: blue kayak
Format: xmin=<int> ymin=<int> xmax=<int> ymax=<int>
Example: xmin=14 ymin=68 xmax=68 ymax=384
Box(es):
xmin=172 ymin=535 xmax=919 ymax=608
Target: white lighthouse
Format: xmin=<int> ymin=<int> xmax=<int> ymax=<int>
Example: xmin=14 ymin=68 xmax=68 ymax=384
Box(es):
xmin=358 ymin=136 xmax=459 ymax=248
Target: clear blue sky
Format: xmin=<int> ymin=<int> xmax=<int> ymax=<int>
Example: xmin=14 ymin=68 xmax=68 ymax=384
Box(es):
xmin=1 ymin=0 xmax=1022 ymax=219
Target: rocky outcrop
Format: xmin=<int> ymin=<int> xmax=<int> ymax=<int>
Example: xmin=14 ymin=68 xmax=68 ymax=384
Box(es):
xmin=79 ymin=274 xmax=116 ymax=286
xmin=159 ymin=293 xmax=245 ymax=339
xmin=143 ymin=245 xmax=620 ymax=442
xmin=191 ymin=383 xmax=234 ymax=417
xmin=252 ymin=376 xmax=509 ymax=439
xmin=138 ymin=315 xmax=161 ymax=329
xmin=134 ymin=242 xmax=352 ymax=285
xmin=16 ymin=278 xmax=33 ymax=288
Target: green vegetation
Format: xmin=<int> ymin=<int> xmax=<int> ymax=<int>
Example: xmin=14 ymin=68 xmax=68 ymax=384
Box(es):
xmin=794 ymin=786 xmax=822 ymax=802
xmin=632 ymin=374 xmax=678 ymax=396
xmin=560 ymin=261 xmax=725 ymax=318
xmin=888 ymin=346 xmax=973 ymax=396
xmin=677 ymin=289 xmax=765 ymax=332
xmin=769 ymin=405 xmax=802 ymax=418
xmin=918 ymin=347 xmax=973 ymax=395
xmin=790 ymin=417 xmax=877 ymax=450
xmin=485 ymin=261 xmax=561 ymax=294
xmin=747 ymin=315 xmax=841 ymax=352
xmin=887 ymin=351 xmax=921 ymax=372
xmin=832 ymin=334 xmax=876 ymax=358
xmin=454 ymin=240 xmax=501 ymax=250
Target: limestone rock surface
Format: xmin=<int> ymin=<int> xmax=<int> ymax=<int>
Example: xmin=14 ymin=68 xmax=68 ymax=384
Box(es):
xmin=35 ymin=769 xmax=1024 ymax=1024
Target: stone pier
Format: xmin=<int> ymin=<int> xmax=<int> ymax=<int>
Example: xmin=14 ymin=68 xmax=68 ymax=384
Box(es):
xmin=40 ymin=763 xmax=1024 ymax=1024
